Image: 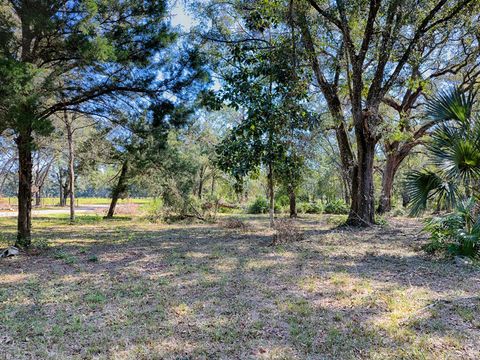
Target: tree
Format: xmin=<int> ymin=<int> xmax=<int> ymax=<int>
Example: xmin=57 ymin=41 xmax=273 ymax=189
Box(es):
xmin=203 ymin=1 xmax=313 ymax=226
xmin=32 ymin=145 xmax=55 ymax=207
xmin=199 ymin=0 xmax=478 ymax=225
xmin=406 ymin=88 xmax=480 ymax=214
xmin=105 ymin=102 xmax=200 ymax=218
xmin=0 ymin=135 xmax=17 ymax=196
xmin=377 ymin=33 xmax=480 ymax=213
xmin=0 ymin=1 xmax=200 ymax=247
xmin=298 ymin=0 xmax=479 ymax=225
xmin=57 ymin=112 xmax=96 ymax=222
xmin=277 ymin=151 xmax=305 ymax=217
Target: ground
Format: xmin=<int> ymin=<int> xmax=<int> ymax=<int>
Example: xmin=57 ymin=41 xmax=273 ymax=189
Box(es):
xmin=1 ymin=214 xmax=479 ymax=359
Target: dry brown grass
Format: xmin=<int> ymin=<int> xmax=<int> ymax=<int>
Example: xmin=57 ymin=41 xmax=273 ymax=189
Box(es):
xmin=0 ymin=214 xmax=479 ymax=359
xmin=220 ymin=217 xmax=250 ymax=230
xmin=94 ymin=203 xmax=140 ymax=216
xmin=272 ymin=218 xmax=305 ymax=245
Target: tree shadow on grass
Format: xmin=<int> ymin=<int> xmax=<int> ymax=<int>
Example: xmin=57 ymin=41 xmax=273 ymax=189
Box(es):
xmin=1 ymin=215 xmax=479 ymax=359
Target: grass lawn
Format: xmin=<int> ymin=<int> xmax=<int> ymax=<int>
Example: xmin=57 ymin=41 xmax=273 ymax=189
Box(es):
xmin=0 ymin=214 xmax=479 ymax=359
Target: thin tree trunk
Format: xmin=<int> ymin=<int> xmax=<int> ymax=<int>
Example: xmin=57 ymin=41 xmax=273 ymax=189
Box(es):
xmin=65 ymin=115 xmax=75 ymax=222
xmin=58 ymin=171 xmax=64 ymax=206
xmin=35 ymin=189 xmax=41 ymax=207
xmin=342 ymin=173 xmax=350 ymax=205
xmin=106 ymin=160 xmax=129 ymax=218
xmin=289 ymin=184 xmax=297 ymax=218
xmin=15 ymin=130 xmax=33 ymax=248
xmin=211 ymin=168 xmax=216 ymax=196
xmin=60 ymin=170 xmax=70 ymax=206
xmin=268 ymin=161 xmax=274 ymax=227
xmin=63 ymin=181 xmax=69 ymax=207
xmin=198 ymin=165 xmax=205 ymax=199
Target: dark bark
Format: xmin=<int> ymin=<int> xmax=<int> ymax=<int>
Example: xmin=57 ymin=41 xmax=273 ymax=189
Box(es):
xmin=106 ymin=160 xmax=129 ymax=218
xmin=289 ymin=185 xmax=297 ymax=218
xmin=346 ymin=112 xmax=376 ymax=226
xmin=15 ymin=130 xmax=33 ymax=248
xmin=377 ymin=145 xmax=413 ymax=214
xmin=342 ymin=175 xmax=350 ymax=205
xmin=198 ymin=165 xmax=205 ymax=199
xmin=377 ymin=154 xmax=396 ymax=214
xmin=268 ymin=161 xmax=274 ymax=227
xmin=65 ymin=115 xmax=75 ymax=222
xmin=298 ymin=17 xmax=356 ymax=189
xmin=35 ymin=189 xmax=41 ymax=207
xmin=58 ymin=170 xmax=64 ymax=207
xmin=63 ymin=182 xmax=69 ymax=207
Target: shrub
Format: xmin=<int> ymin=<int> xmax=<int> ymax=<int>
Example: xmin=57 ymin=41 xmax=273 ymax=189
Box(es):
xmin=218 ymin=206 xmax=237 ymax=214
xmin=142 ymin=198 xmax=164 ymax=222
xmin=297 ymin=202 xmax=323 ymax=214
xmin=297 ymin=202 xmax=309 ymax=214
xmin=324 ymin=199 xmax=349 ymax=215
xmin=422 ymin=198 xmax=480 ymax=258
xmin=375 ymin=215 xmax=388 ymax=226
xmin=391 ymin=208 xmax=406 ymax=217
xmin=248 ymin=197 xmax=269 ymax=214
xmin=33 ymin=238 xmax=50 ymax=251
xmin=276 ymin=195 xmax=290 ymax=208
xmin=306 ymin=202 xmax=323 ymax=214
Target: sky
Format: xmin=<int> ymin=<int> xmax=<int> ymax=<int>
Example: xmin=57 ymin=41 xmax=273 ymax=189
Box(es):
xmin=170 ymin=2 xmax=197 ymax=31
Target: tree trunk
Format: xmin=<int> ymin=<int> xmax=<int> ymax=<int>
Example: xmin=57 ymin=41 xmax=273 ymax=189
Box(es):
xmin=377 ymin=140 xmax=417 ymax=214
xmin=289 ymin=185 xmax=297 ymax=218
xmin=342 ymin=174 xmax=350 ymax=205
xmin=63 ymin=184 xmax=69 ymax=207
xmin=268 ymin=161 xmax=274 ymax=227
xmin=60 ymin=171 xmax=70 ymax=206
xmin=198 ymin=165 xmax=204 ymax=199
xmin=35 ymin=189 xmax=41 ymax=207
xmin=66 ymin=116 xmax=75 ymax=222
xmin=347 ymin=124 xmax=376 ymax=226
xmin=106 ymin=160 xmax=129 ymax=218
xmin=377 ymin=154 xmax=398 ymax=214
xmin=211 ymin=168 xmax=216 ymax=196
xmin=15 ymin=130 xmax=33 ymax=248
xmin=58 ymin=171 xmax=64 ymax=206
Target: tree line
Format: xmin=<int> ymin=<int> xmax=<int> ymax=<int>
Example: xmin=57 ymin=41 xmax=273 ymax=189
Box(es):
xmin=1 ymin=0 xmax=479 ymax=248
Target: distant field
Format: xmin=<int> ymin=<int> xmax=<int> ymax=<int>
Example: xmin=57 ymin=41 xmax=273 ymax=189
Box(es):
xmin=0 ymin=197 xmax=151 ymax=207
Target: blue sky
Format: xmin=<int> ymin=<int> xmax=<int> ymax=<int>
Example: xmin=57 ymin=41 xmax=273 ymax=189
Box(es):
xmin=171 ymin=2 xmax=196 ymax=30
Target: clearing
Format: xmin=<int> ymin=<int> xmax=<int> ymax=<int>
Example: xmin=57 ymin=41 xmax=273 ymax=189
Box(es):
xmin=0 ymin=215 xmax=479 ymax=359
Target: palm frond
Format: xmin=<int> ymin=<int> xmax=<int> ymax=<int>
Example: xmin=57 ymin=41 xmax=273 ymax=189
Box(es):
xmin=426 ymin=87 xmax=473 ymax=124
xmin=405 ymin=170 xmax=458 ymax=215
xmin=427 ymin=122 xmax=480 ymax=184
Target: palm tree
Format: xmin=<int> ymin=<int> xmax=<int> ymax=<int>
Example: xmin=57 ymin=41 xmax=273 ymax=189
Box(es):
xmin=406 ymin=87 xmax=480 ymax=215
